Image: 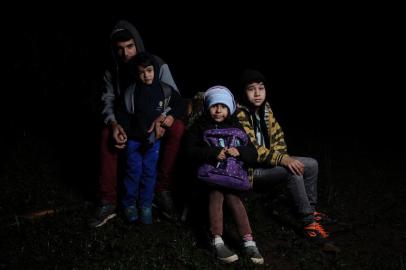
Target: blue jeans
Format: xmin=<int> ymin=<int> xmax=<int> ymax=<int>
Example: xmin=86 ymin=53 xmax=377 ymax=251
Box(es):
xmin=253 ymin=156 xmax=318 ymax=216
xmin=122 ymin=139 xmax=161 ymax=209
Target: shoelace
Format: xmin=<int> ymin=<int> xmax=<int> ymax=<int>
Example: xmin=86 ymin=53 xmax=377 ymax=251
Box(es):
xmin=305 ymin=222 xmax=329 ymax=238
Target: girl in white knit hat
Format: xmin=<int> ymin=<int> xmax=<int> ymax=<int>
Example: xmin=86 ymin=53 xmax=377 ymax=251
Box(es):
xmin=186 ymin=85 xmax=264 ymax=265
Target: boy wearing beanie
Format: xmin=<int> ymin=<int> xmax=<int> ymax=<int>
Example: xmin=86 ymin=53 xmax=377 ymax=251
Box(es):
xmin=237 ymin=69 xmax=334 ymax=242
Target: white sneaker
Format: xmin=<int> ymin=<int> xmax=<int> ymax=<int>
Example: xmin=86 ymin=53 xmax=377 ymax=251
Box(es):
xmin=244 ymin=240 xmax=264 ymax=265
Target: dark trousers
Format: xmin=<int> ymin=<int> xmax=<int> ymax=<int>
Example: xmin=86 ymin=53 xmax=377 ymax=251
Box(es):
xmin=253 ymin=156 xmax=319 ymax=216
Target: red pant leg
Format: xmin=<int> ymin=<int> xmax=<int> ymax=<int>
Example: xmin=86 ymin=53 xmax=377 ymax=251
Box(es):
xmin=224 ymin=193 xmax=252 ymax=236
xmin=99 ymin=126 xmax=118 ymax=203
xmin=155 ymin=119 xmax=185 ymax=193
xmin=209 ymin=190 xmax=224 ymax=235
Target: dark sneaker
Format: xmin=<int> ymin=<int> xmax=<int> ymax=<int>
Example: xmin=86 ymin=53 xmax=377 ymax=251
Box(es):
xmin=303 ymin=221 xmax=329 ymax=242
xmin=124 ymin=205 xmax=138 ymax=223
xmin=88 ymin=203 xmax=117 ymax=228
xmin=212 ymin=238 xmax=239 ymax=263
xmin=154 ymin=191 xmax=176 ymax=220
xmin=314 ymin=211 xmax=337 ymax=225
xmin=140 ymin=207 xmax=153 ymax=224
xmin=243 ymin=241 xmax=264 ymax=265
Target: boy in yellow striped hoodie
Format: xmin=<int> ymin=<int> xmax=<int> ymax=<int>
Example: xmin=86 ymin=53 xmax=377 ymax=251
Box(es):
xmin=236 ymin=69 xmax=333 ymax=242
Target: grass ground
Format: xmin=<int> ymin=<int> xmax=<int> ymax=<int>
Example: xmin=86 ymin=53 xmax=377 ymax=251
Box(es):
xmin=0 ymin=136 xmax=405 ymax=269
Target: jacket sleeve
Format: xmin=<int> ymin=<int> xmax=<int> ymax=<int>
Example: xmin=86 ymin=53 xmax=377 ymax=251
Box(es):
xmin=236 ymin=133 xmax=258 ymax=167
xmin=167 ymin=89 xmax=187 ymax=119
xmin=236 ymin=110 xmax=288 ymax=166
xmin=158 ymin=63 xmax=179 ymax=93
xmin=185 ymin=121 xmax=223 ymax=165
xmin=268 ymin=114 xmax=289 ymax=165
xmin=101 ymin=70 xmax=116 ymax=125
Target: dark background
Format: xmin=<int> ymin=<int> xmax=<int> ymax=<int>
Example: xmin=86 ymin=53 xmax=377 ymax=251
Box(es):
xmin=2 ymin=5 xmax=403 ymax=192
xmin=5 ymin=6 xmax=402 ymax=155
xmin=1 ymin=5 xmax=405 ymax=270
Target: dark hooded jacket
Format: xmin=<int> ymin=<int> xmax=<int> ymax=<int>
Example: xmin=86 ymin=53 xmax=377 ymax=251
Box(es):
xmin=118 ymin=53 xmax=184 ymax=142
xmin=101 ymin=20 xmax=181 ymax=125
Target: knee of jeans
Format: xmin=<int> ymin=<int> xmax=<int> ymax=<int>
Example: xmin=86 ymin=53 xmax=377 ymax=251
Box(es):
xmin=306 ymin=158 xmax=318 ymax=171
xmin=288 ymin=174 xmax=303 ymax=184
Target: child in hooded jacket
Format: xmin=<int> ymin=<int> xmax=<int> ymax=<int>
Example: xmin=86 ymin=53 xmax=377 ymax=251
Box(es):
xmin=118 ymin=52 xmax=184 ymax=224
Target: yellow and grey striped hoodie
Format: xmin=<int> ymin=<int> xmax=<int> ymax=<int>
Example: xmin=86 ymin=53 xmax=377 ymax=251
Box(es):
xmin=236 ymin=102 xmax=289 ymax=167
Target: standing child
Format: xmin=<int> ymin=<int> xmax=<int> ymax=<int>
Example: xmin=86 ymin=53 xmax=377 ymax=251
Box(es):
xmin=186 ymin=86 xmax=264 ymax=264
xmin=117 ymin=52 xmax=184 ymax=224
xmin=236 ymin=69 xmax=333 ymax=241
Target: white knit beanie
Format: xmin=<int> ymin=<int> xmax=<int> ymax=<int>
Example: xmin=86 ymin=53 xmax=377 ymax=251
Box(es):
xmin=204 ymin=85 xmax=236 ymax=115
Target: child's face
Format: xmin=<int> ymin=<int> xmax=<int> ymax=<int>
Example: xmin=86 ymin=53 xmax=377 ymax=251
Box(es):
xmin=137 ymin=65 xmax=154 ymax=85
xmin=245 ymin=82 xmax=266 ymax=107
xmin=209 ymin=103 xmax=229 ymax=122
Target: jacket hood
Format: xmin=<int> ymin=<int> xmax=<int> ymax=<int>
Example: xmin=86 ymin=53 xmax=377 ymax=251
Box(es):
xmin=130 ymin=52 xmax=160 ymax=86
xmin=110 ymin=20 xmax=146 ymax=65
xmin=238 ymin=69 xmax=269 ymax=110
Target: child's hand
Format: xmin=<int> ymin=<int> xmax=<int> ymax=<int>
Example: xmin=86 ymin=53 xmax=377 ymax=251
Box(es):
xmin=154 ymin=122 xmax=166 ymax=139
xmin=148 ymin=119 xmax=166 ymax=139
xmin=161 ymin=115 xmax=174 ymax=128
xmin=226 ymin=147 xmax=240 ymax=157
xmin=217 ymin=148 xmax=227 ymax=161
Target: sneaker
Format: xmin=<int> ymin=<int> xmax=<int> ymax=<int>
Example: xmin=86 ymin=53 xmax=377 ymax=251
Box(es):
xmin=212 ymin=238 xmax=239 ymax=263
xmin=124 ymin=205 xmax=138 ymax=223
xmin=303 ymin=221 xmax=329 ymax=241
xmin=88 ymin=203 xmax=117 ymax=228
xmin=314 ymin=211 xmax=337 ymax=225
xmin=140 ymin=207 xmax=153 ymax=224
xmin=243 ymin=241 xmax=264 ymax=265
xmin=154 ymin=191 xmax=176 ymax=220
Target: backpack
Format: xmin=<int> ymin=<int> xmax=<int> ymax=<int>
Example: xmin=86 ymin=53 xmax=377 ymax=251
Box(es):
xmin=197 ymin=127 xmax=251 ymax=191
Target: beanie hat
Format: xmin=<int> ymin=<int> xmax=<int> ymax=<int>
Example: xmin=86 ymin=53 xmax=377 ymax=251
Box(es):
xmin=240 ymin=69 xmax=267 ymax=90
xmin=204 ymin=85 xmax=236 ymax=115
xmin=238 ymin=69 xmax=268 ymax=107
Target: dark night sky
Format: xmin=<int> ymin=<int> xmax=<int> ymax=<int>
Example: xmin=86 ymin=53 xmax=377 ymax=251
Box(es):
xmin=5 ymin=5 xmax=403 ymax=157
